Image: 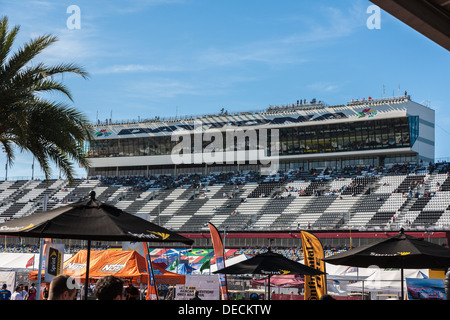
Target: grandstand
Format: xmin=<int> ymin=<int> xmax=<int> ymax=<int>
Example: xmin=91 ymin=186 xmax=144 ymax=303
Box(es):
xmin=1 ymin=162 xmax=450 ymax=248
xmin=1 ymin=94 xmax=448 ymax=248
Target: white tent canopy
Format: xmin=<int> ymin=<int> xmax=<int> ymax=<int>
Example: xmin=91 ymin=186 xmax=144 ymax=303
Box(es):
xmin=325 ymin=263 xmax=377 ymax=281
xmin=346 ymin=268 xmax=429 ymax=292
xmin=0 ymin=253 xmax=72 ymax=271
xmin=200 ymin=254 xmax=249 ymax=274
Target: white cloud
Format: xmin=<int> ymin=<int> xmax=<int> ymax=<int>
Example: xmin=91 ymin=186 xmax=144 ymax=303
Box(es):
xmin=200 ymin=45 xmax=308 ymax=67
xmin=94 ymin=64 xmax=181 ymax=74
xmin=36 ymin=29 xmax=97 ymax=63
xmin=307 ymin=82 xmax=341 ymax=93
xmin=107 ymin=0 xmax=186 ymax=14
xmin=126 ymin=79 xmax=198 ymax=99
xmin=198 ymin=5 xmax=363 ymax=68
xmin=280 ymin=5 xmax=363 ymax=46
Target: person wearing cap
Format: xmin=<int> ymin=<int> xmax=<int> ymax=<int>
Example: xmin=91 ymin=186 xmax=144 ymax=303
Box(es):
xmin=0 ymin=284 xmax=11 ymax=300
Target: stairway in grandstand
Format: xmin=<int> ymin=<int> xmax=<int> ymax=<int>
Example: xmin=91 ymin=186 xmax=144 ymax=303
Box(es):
xmin=205 ymin=184 xmax=258 ymax=231
xmin=0 ymin=180 xmax=31 ymax=220
xmin=247 ymin=182 xmax=283 ymax=198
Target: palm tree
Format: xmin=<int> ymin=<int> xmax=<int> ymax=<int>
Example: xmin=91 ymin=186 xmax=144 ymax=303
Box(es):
xmin=0 ymin=16 xmax=92 ymax=183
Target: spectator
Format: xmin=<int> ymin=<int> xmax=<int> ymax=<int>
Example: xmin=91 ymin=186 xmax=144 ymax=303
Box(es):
xmin=27 ymin=283 xmax=37 ymax=300
xmin=11 ymin=285 xmax=23 ymax=300
xmin=190 ymin=290 xmax=201 ymax=300
xmin=0 ymin=284 xmax=11 ymax=300
xmin=48 ymin=275 xmax=78 ymax=300
xmin=94 ymin=275 xmax=125 ymax=300
xmin=41 ymin=282 xmax=50 ymax=300
xmin=124 ymin=282 xmax=140 ymax=300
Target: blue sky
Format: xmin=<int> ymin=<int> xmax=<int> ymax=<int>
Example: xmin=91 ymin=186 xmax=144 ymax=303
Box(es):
xmin=2 ymin=0 xmax=449 ymax=179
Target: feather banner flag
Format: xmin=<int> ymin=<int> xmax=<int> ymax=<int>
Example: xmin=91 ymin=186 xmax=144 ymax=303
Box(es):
xmin=143 ymin=242 xmax=159 ymax=300
xmin=208 ymin=222 xmax=228 ymax=300
xmin=300 ymin=231 xmax=327 ymax=300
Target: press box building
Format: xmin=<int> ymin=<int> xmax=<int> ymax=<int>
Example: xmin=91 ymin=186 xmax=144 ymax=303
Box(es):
xmin=85 ymin=94 xmax=435 ymax=177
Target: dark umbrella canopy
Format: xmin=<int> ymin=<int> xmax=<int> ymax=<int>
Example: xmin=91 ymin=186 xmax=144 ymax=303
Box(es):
xmin=322 ymin=229 xmax=450 ymax=269
xmin=213 ymin=249 xmax=323 ymax=300
xmin=322 ymin=229 xmax=450 ymax=299
xmin=0 ymin=191 xmax=193 ymax=244
xmin=0 ymin=191 xmax=192 ymax=300
xmin=214 ymin=249 xmax=324 ymax=276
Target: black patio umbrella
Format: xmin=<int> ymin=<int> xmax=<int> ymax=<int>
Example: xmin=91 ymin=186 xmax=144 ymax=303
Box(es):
xmin=213 ymin=248 xmax=324 ymax=300
xmin=322 ymin=228 xmax=450 ymax=299
xmin=0 ymin=191 xmax=193 ymax=299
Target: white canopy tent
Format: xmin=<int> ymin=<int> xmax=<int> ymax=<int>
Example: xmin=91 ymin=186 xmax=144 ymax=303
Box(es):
xmin=0 ymin=253 xmax=72 ymax=271
xmin=199 ymin=254 xmax=249 ymax=274
xmin=324 ymin=263 xmax=377 ymax=281
xmin=346 ymin=268 xmax=429 ymax=293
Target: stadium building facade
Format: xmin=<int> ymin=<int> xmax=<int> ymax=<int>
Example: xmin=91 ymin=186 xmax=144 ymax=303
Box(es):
xmin=86 ymin=95 xmax=434 ymax=177
xmin=2 ymin=94 xmax=449 ymax=249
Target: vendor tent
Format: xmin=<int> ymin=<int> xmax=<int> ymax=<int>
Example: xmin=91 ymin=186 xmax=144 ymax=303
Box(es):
xmin=206 ymin=254 xmax=249 ymax=274
xmin=324 ymin=263 xmax=377 ymax=281
xmin=251 ymin=274 xmax=305 ymax=288
xmin=29 ymin=250 xmax=185 ymax=285
xmin=0 ymin=252 xmax=72 ymax=271
xmin=170 ymin=263 xmax=194 ymax=275
xmin=346 ymin=268 xmax=429 ymax=293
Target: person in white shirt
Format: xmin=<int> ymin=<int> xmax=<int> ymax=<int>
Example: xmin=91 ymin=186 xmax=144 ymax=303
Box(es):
xmin=10 ymin=286 xmax=23 ymax=300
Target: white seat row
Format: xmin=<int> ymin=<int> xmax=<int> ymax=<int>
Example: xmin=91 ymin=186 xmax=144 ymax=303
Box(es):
xmin=378 ymin=193 xmax=407 ymax=212
xmin=375 ymin=175 xmax=406 ymax=194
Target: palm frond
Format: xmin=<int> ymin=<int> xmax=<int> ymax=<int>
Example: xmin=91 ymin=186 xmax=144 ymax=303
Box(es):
xmin=0 ymin=33 xmax=57 ymax=84
xmin=0 ymin=17 xmax=20 ymax=68
xmin=0 ymin=16 xmax=91 ymax=182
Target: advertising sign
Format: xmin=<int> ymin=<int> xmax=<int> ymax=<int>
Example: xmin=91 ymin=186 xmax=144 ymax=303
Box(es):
xmin=406 ymin=278 xmax=446 ymax=300
xmin=175 ymin=275 xmax=220 ymax=300
xmin=44 ymin=243 xmax=65 ymax=282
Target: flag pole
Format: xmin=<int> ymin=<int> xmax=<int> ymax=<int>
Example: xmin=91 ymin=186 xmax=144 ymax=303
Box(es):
xmin=36 ymin=195 xmax=47 ymax=300
xmin=36 ymin=238 xmax=44 ymax=300
xmin=84 ymin=239 xmax=91 ymax=300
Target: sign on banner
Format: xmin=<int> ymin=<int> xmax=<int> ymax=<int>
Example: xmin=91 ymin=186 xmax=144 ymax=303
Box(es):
xmin=0 ymin=271 xmax=16 ymax=292
xmin=122 ymin=242 xmax=145 ymax=257
xmin=175 ymin=275 xmax=220 ymax=300
xmin=44 ymin=243 xmax=65 ymax=282
xmin=406 ymin=278 xmax=446 ymax=300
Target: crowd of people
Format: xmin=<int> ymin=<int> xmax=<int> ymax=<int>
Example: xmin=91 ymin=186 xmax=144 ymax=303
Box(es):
xmin=99 ymin=170 xmax=265 ymax=191
xmin=97 ymin=161 xmax=441 ymax=194
xmin=0 ymin=283 xmax=37 ymax=300
xmin=0 ymin=274 xmax=137 ymax=300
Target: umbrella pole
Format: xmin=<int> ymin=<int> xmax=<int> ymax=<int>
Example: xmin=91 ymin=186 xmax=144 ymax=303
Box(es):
xmin=268 ymin=275 xmax=271 ymax=300
xmin=85 ymin=240 xmax=91 ymax=300
xmin=401 ymin=268 xmax=404 ymax=300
